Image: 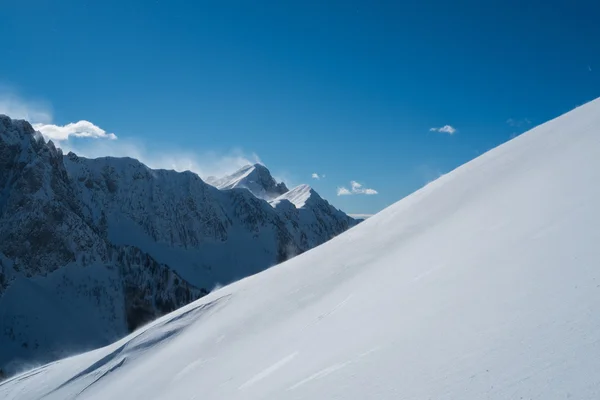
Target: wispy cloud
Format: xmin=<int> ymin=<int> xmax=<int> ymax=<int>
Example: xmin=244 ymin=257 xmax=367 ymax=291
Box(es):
xmin=429 ymin=125 xmax=456 ymax=134
xmin=311 ymin=173 xmax=320 ymax=179
xmin=506 ymin=118 xmax=531 ymax=128
xmin=337 ymin=187 xmax=352 ymax=196
xmin=337 ymin=180 xmax=378 ymax=196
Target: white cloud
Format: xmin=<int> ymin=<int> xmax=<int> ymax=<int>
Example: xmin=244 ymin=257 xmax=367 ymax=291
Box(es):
xmin=337 ymin=187 xmax=352 ymax=196
xmin=311 ymin=173 xmax=320 ymax=179
xmin=429 ymin=125 xmax=456 ymax=134
xmin=337 ymin=180 xmax=378 ymax=196
xmin=33 ymin=120 xmax=117 ymax=141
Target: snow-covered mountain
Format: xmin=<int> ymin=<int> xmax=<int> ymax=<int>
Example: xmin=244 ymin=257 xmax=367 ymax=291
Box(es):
xmin=3 ymin=97 xmax=600 ymax=399
xmin=0 ymin=115 xmax=356 ymax=375
xmin=0 ymin=116 xmax=206 ymax=376
xmin=206 ymin=163 xmax=288 ymax=200
xmin=63 ymin=155 xmax=356 ymax=288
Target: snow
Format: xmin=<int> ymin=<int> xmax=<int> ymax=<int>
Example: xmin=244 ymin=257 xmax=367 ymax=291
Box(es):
xmin=3 ymin=98 xmax=600 ymax=398
xmin=271 ymin=184 xmax=312 ymax=208
xmin=206 ymin=163 xmax=288 ymax=200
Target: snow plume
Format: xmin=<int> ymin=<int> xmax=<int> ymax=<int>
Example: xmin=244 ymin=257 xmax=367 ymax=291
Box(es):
xmin=62 ymin=138 xmax=262 ymax=179
xmin=210 ymin=283 xmax=224 ymax=293
xmin=337 ymin=181 xmax=378 ymax=196
xmin=429 ymin=125 xmax=456 ymax=134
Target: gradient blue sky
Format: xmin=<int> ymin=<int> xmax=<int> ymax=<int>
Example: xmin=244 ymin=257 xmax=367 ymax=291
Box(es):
xmin=1 ymin=0 xmax=599 ymax=214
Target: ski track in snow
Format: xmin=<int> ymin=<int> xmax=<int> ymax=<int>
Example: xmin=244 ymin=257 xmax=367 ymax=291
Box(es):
xmin=172 ymin=357 xmax=215 ymax=383
xmin=287 ymin=361 xmax=351 ymax=391
xmin=317 ymin=294 xmax=353 ymax=320
xmin=238 ymin=352 xmax=299 ymax=390
xmin=288 ymin=346 xmax=382 ymax=391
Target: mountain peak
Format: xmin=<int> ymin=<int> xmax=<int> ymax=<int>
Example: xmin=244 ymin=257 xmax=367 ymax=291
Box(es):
xmin=207 ymin=163 xmax=288 ymax=200
xmin=0 ymin=114 xmax=40 ymax=146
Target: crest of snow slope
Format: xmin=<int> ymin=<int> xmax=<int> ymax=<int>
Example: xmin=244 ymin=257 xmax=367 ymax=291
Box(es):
xmin=206 ymin=163 xmax=289 ymax=200
xmin=3 ymin=98 xmax=600 ymax=399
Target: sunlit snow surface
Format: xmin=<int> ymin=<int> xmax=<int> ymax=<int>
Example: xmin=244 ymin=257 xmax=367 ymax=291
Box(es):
xmin=3 ymin=99 xmax=600 ymax=399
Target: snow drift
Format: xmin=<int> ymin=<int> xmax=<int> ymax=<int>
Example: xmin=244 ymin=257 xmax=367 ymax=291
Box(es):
xmin=2 ymin=98 xmax=600 ymax=399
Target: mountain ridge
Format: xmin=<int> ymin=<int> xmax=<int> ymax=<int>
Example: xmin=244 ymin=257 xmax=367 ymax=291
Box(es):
xmin=0 ymin=115 xmax=357 ymax=375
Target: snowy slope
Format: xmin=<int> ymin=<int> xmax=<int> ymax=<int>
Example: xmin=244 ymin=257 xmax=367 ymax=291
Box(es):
xmin=3 ymin=99 xmax=600 ymax=398
xmin=206 ymin=163 xmax=288 ymax=200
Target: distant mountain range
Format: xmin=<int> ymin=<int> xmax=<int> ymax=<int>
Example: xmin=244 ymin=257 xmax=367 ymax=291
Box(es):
xmin=0 ymin=115 xmax=357 ymax=375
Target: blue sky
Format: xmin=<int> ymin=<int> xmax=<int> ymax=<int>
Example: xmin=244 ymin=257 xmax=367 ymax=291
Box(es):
xmin=1 ymin=0 xmax=599 ymax=214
